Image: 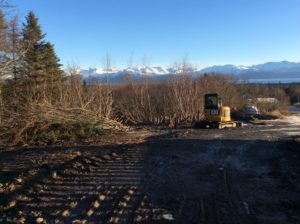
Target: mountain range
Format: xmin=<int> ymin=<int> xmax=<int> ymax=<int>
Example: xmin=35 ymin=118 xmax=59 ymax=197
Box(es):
xmin=1 ymin=61 xmax=299 ymax=83
xmin=80 ymin=61 xmax=300 ymax=83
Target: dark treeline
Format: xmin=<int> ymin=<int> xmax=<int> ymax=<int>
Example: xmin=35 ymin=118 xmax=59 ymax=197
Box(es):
xmin=0 ymin=7 xmax=298 ymax=145
xmin=284 ymin=83 xmax=300 ymax=104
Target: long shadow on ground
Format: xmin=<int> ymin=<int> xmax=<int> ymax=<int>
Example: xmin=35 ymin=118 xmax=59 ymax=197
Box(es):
xmin=142 ymin=136 xmax=300 ymax=224
xmin=0 ymin=134 xmax=299 ymax=224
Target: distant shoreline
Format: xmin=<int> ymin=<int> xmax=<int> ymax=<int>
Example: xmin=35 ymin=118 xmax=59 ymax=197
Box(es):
xmin=239 ymin=78 xmax=300 ymax=84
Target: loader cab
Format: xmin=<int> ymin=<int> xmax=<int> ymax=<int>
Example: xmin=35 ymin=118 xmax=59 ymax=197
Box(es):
xmin=204 ymin=93 xmax=222 ymax=110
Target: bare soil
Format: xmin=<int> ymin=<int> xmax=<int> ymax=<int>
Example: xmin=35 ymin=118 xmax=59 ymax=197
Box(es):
xmin=0 ymin=110 xmax=300 ymax=224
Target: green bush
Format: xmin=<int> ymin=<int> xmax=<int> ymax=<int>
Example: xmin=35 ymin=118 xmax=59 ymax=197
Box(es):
xmin=46 ymin=120 xmax=105 ymax=143
xmin=11 ymin=119 xmax=107 ymax=145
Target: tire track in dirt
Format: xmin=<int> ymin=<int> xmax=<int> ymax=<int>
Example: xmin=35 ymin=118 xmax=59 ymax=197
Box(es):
xmin=0 ymin=143 xmax=161 ymax=223
xmin=1 ymin=124 xmax=299 ymax=223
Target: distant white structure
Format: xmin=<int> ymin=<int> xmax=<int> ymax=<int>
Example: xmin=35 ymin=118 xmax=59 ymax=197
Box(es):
xmin=256 ymin=98 xmax=278 ymax=104
xmin=245 ymin=97 xmax=279 ymax=115
xmin=0 ymin=74 xmax=13 ymax=80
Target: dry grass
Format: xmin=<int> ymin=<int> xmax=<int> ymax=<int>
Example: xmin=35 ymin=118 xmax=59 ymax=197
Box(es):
xmin=266 ymin=110 xmax=286 ymax=119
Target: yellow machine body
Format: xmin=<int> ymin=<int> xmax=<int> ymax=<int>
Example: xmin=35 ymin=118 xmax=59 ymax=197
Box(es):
xmin=205 ymin=106 xmax=231 ymax=122
xmin=202 ymin=93 xmax=239 ymax=128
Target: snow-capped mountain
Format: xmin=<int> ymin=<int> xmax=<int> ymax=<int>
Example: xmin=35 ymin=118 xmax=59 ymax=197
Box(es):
xmin=200 ymin=61 xmax=300 ymax=78
xmin=200 ymin=64 xmax=251 ymax=75
xmin=79 ymin=61 xmax=300 ymax=82
xmin=80 ymin=68 xmax=121 ymax=77
xmin=2 ymin=61 xmax=298 ymax=83
xmin=80 ymin=66 xmax=175 ymax=77
xmin=123 ymin=66 xmax=171 ymax=76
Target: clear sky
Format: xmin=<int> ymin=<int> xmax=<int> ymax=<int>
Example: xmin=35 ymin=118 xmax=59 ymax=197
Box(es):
xmin=11 ymin=0 xmax=300 ymax=69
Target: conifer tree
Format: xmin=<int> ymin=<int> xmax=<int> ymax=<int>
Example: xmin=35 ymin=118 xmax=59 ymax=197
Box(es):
xmin=21 ymin=11 xmax=63 ymax=86
xmin=21 ymin=11 xmax=45 ymax=83
xmin=41 ymin=42 xmax=63 ymax=82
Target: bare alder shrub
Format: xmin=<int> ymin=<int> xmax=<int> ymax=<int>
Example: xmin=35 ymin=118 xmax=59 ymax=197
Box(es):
xmin=0 ymin=70 xmax=292 ymax=146
xmin=112 ymin=73 xmax=239 ymax=125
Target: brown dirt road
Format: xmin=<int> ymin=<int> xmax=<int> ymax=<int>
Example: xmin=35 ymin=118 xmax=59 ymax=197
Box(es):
xmin=0 ymin=108 xmax=299 ymax=224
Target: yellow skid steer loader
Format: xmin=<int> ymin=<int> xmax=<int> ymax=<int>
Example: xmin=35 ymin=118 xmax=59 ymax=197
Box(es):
xmin=194 ymin=93 xmax=242 ymax=129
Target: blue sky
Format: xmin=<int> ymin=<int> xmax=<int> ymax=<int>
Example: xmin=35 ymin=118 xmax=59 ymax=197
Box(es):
xmin=11 ymin=0 xmax=300 ymax=69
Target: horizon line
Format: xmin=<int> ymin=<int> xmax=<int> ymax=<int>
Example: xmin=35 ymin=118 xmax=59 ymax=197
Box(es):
xmin=75 ymin=60 xmax=300 ymax=71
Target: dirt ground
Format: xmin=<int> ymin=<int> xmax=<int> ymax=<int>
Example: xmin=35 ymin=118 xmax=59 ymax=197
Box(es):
xmin=0 ymin=109 xmax=299 ymax=224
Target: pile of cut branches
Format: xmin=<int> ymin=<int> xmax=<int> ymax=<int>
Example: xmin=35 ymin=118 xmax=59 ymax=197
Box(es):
xmin=0 ymin=101 xmax=128 ymax=146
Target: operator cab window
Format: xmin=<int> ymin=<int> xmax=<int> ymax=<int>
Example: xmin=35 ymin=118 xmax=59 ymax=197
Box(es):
xmin=205 ymin=94 xmax=219 ymax=109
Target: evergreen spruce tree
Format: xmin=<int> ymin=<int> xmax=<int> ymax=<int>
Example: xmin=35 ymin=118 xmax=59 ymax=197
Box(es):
xmin=41 ymin=42 xmax=63 ymax=83
xmin=21 ymin=11 xmax=63 ymax=86
xmin=21 ymin=11 xmax=45 ymax=83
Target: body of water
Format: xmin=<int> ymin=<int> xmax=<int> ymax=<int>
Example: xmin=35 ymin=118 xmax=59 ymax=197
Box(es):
xmin=245 ymin=78 xmax=300 ymax=84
